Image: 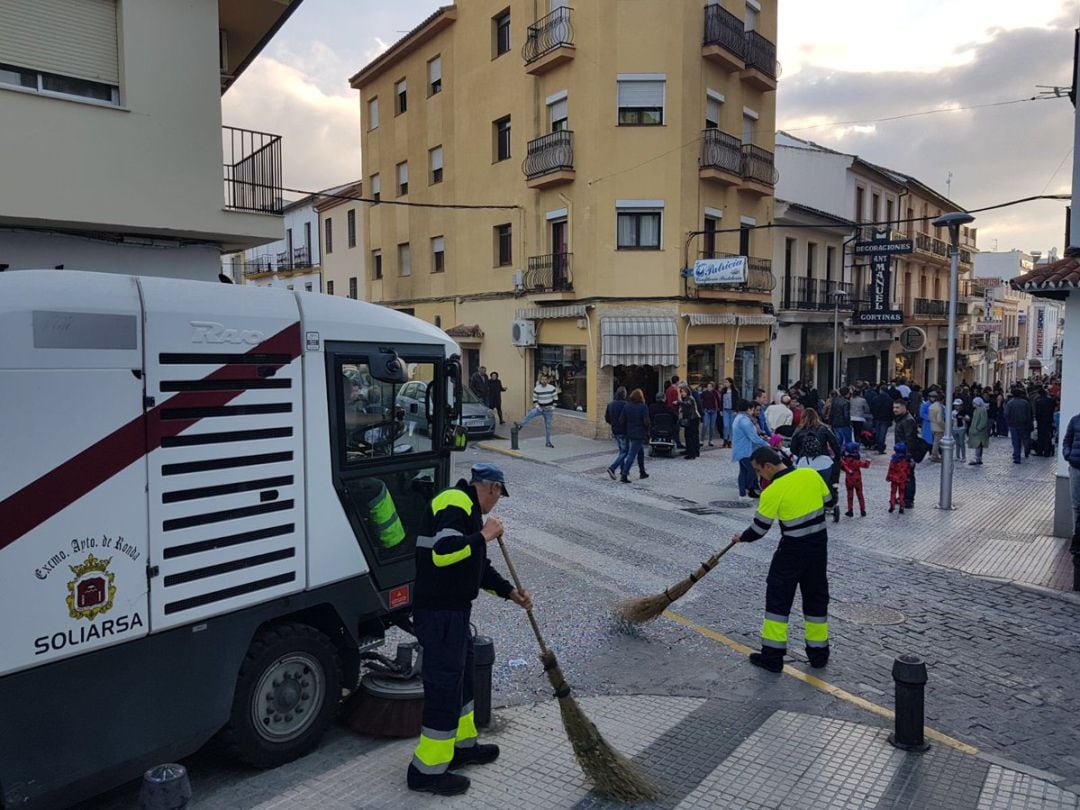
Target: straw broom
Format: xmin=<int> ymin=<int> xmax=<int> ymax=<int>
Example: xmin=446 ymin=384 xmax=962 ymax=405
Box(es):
xmin=495 ymin=536 xmax=659 ymax=802
xmin=617 ymin=538 xmax=738 ymax=624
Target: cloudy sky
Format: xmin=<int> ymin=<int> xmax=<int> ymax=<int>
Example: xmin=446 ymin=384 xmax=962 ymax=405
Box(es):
xmin=222 ymin=0 xmax=1080 ymax=255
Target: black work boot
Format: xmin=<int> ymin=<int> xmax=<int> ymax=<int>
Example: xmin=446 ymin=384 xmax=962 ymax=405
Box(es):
xmin=407 ymin=765 xmax=470 ymax=796
xmin=807 ymin=649 xmax=830 ymax=669
xmin=450 ymin=743 xmax=500 ymax=769
xmin=748 ymin=652 xmax=783 ymax=673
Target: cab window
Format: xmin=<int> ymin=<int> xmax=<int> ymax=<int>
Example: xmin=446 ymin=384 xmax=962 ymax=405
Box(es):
xmin=339 ymin=359 xmax=437 ymax=462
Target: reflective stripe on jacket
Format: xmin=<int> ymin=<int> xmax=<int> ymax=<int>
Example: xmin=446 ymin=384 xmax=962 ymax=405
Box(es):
xmin=740 ymin=467 xmax=834 ymax=543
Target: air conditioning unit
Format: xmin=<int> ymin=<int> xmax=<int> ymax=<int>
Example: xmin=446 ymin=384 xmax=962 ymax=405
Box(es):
xmin=511 ymin=319 xmax=536 ymax=347
xmin=512 ymin=270 xmax=524 ymax=290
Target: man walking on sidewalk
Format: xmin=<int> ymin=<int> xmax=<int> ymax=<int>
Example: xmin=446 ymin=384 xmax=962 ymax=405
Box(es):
xmin=1004 ymin=388 xmax=1034 ymax=464
xmin=735 ymin=447 xmax=836 ymax=673
xmin=516 ymin=374 xmax=559 ymax=448
xmin=1063 ymin=410 xmax=1080 ymax=557
xmin=928 ymin=393 xmax=946 ymax=463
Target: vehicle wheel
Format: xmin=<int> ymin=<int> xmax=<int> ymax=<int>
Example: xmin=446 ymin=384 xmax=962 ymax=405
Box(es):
xmin=220 ymin=622 xmax=342 ymax=769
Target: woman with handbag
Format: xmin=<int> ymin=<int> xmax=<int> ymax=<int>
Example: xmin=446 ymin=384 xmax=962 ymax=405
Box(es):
xmin=679 ymin=383 xmax=702 ymax=460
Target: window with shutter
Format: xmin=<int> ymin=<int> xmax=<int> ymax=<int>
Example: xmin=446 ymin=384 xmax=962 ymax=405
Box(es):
xmin=370 ymin=173 xmax=381 ymax=203
xmin=617 ymin=75 xmax=665 ymax=126
xmin=428 ymin=56 xmax=442 ymax=95
xmin=367 ymin=98 xmax=379 ymax=130
xmin=548 ymin=94 xmax=568 ymax=132
xmin=706 ymin=93 xmax=722 ymax=129
xmin=399 ymin=243 xmax=411 ymax=277
xmin=397 ymin=162 xmax=409 ymax=196
xmin=0 ymin=0 xmax=120 ymax=103
xmin=432 ymin=236 xmax=445 ymax=273
xmin=430 ymin=146 xmax=443 ymax=184
xmin=395 ymin=79 xmax=407 ymax=114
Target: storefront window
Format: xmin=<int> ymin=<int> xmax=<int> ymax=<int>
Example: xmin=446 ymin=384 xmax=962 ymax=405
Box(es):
xmin=687 ymin=344 xmax=722 ymax=388
xmin=537 ymin=344 xmax=587 ymax=412
xmin=733 ymin=346 xmax=758 ymax=401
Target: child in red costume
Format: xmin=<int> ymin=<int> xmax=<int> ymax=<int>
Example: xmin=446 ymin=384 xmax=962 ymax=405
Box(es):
xmin=886 ymin=442 xmax=913 ymax=514
xmin=840 ymin=441 xmax=871 ymax=517
xmin=760 ymin=433 xmax=793 ymax=491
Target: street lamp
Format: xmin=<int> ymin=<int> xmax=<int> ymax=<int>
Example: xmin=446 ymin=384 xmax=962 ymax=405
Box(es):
xmin=931 ymin=210 xmax=975 ymax=511
xmin=831 ymin=288 xmax=848 ymax=391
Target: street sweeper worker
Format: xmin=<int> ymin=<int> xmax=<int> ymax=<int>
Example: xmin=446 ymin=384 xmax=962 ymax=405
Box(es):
xmin=407 ymin=462 xmax=533 ymax=797
xmin=734 ymin=446 xmax=836 ymax=674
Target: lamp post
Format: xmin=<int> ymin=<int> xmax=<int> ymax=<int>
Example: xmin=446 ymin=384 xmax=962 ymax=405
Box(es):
xmin=832 ymin=288 xmax=848 ymax=391
xmin=932 ymin=211 xmax=975 ymax=511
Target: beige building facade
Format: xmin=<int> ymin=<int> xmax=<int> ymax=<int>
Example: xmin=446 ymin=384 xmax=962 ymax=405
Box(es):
xmin=316 ymin=181 xmax=366 ymax=300
xmin=350 ymin=0 xmax=779 ymax=435
xmin=0 ymin=0 xmax=298 ymax=280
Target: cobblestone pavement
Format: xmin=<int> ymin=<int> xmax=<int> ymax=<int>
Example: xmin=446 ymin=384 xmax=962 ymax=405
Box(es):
xmin=83 ymin=434 xmax=1080 ymax=808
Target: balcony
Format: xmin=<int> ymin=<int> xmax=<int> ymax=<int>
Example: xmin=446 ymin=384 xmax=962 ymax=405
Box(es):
xmin=741 ymin=30 xmax=778 ymax=91
xmin=274 ymin=246 xmax=313 ymax=272
xmin=696 ymin=253 xmax=775 ymax=294
xmin=223 ymin=126 xmax=283 ymax=214
xmin=523 ymin=7 xmax=574 ymax=75
xmin=914 ymin=231 xmax=950 ymax=264
xmin=1005 ymin=336 xmax=1021 ymax=349
xmin=524 ymin=130 xmax=575 ymax=189
xmin=782 ymin=278 xmax=855 ymax=310
xmin=740 ymin=144 xmax=778 ymax=194
xmin=699 ymin=129 xmax=743 ymax=185
xmin=914 ymin=298 xmax=969 ymax=319
xmin=525 ymin=252 xmax=573 ymax=293
xmin=702 ymin=4 xmax=745 ymax=71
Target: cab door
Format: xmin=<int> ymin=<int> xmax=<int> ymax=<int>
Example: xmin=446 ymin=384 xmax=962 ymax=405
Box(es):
xmin=325 ymin=342 xmax=451 ymax=596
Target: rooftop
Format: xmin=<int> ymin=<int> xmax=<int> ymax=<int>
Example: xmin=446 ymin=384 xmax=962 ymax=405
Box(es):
xmin=1011 ymin=251 xmax=1080 ymax=300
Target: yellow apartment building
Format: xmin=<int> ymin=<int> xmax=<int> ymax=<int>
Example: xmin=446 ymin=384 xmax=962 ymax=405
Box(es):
xmin=349 ymin=0 xmax=778 ymax=435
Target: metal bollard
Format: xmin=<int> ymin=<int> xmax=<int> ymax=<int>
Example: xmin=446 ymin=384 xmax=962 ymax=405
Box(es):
xmin=139 ymin=763 xmax=191 ymax=810
xmin=472 ymin=635 xmax=496 ymax=727
xmin=888 ymin=654 xmax=930 ymax=752
xmin=510 ymin=423 xmax=519 ymax=450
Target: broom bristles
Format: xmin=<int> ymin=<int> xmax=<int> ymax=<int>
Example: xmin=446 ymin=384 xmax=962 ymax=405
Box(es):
xmin=617 ymin=544 xmax=736 ymax=625
xmin=539 ymin=651 xmax=659 ymax=802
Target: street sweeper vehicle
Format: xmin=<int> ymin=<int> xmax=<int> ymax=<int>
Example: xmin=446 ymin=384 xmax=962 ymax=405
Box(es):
xmin=0 ymin=270 xmax=471 ymax=808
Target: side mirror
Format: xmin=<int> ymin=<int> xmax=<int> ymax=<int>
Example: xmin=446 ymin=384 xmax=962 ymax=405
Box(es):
xmin=445 ymin=356 xmax=463 ymax=420
xmin=371 ymin=348 xmax=408 ymax=384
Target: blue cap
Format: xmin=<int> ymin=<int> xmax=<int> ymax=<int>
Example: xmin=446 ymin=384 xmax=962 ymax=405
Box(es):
xmin=471 ymin=463 xmax=509 ymax=496
xmin=894 ymin=442 xmax=907 ymax=453
xmin=843 ymin=442 xmax=860 ymax=454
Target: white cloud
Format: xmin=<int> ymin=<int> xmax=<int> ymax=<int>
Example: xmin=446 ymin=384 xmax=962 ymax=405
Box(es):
xmin=222 ymin=55 xmax=361 ymax=196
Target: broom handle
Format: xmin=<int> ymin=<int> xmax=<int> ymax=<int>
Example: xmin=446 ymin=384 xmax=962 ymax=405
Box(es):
xmin=495 ymin=535 xmax=550 ymax=655
xmin=698 ymin=538 xmax=738 ymax=576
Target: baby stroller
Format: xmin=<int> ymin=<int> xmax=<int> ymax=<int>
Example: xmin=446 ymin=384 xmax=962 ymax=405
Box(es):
xmin=773 ymin=423 xmax=796 ymax=449
xmin=649 ymin=411 xmax=677 ymax=456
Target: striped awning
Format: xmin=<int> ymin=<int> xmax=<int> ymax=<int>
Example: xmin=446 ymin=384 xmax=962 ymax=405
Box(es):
xmin=685 ymin=313 xmax=777 ymax=327
xmin=600 ymin=317 xmax=679 ymax=368
xmin=515 ymin=305 xmax=588 ymax=320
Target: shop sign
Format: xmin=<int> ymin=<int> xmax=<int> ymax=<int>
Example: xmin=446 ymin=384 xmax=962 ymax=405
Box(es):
xmin=898 ymin=326 xmax=926 ymax=353
xmin=853 ymin=240 xmax=914 ymax=256
xmin=974 ymin=321 xmax=1002 ymax=333
xmin=853 ymin=310 xmax=903 ymax=325
xmin=692 ymin=256 xmax=747 ymax=285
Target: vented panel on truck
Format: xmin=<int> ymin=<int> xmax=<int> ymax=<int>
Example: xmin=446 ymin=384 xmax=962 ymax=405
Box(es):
xmin=138 ymin=278 xmax=306 ymax=631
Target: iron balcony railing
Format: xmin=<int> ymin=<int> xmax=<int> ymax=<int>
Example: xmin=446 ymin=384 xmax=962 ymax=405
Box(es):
xmin=915 ymin=231 xmax=950 ymax=259
xmin=223 ymin=125 xmax=283 ymax=214
xmin=274 ymin=246 xmax=312 ymax=271
xmin=782 ymin=278 xmax=855 ymax=310
xmin=703 ymin=3 xmax=745 ymax=59
xmin=744 ymin=30 xmax=777 ymax=78
xmin=525 ymin=252 xmax=573 ymax=292
xmin=741 ymin=144 xmax=778 ymax=186
xmin=700 ymin=253 xmax=775 ymax=293
xmin=523 ymin=130 xmax=574 ymax=179
xmin=959 ymin=248 xmax=974 ymax=265
xmin=523 ymin=6 xmax=573 ymax=64
xmin=1005 ymin=336 xmax=1021 ymax=349
xmin=915 ymin=298 xmax=969 ymax=318
xmin=700 ymin=128 xmax=742 ymax=174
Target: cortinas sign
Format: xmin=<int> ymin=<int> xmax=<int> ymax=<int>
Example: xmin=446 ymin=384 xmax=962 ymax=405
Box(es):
xmin=693 ymin=256 xmax=747 ymax=285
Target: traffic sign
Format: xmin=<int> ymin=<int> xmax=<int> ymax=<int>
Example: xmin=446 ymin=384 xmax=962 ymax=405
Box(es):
xmin=854 ymin=240 xmax=914 ymax=257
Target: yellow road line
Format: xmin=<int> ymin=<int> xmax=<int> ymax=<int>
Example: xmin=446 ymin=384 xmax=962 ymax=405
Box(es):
xmin=663 ymin=609 xmax=979 ymax=755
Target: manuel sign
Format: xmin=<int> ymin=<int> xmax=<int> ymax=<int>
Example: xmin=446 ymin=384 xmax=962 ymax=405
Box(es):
xmin=692 ymin=256 xmax=747 ymax=285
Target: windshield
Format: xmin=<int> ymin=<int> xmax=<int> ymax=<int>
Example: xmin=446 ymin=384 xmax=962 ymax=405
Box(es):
xmin=461 ymin=386 xmax=482 ymax=405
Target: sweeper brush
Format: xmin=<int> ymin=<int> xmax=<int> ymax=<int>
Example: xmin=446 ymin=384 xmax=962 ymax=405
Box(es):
xmin=617 ymin=538 xmax=738 ymax=624
xmin=496 ymin=537 xmax=659 ymax=802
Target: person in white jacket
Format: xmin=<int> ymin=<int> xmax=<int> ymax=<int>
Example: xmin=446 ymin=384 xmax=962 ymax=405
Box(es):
xmin=765 ymin=394 xmax=794 ymax=432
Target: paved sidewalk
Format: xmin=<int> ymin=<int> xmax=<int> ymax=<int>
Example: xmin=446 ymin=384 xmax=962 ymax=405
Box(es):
xmin=478 ymin=431 xmax=1076 ymax=594
xmin=105 ymin=696 xmax=1079 ymax=809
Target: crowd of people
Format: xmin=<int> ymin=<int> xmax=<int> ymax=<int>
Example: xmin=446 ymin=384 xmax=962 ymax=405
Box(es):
xmin=600 ymin=373 xmax=1064 ymax=516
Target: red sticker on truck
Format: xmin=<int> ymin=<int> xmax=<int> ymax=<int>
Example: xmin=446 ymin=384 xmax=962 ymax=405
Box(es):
xmin=389 ymin=585 xmax=410 ymax=609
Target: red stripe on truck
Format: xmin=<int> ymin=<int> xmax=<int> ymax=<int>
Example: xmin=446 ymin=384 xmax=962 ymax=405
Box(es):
xmin=0 ymin=323 xmax=302 ymax=552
